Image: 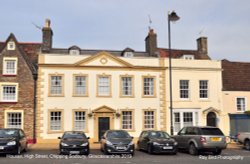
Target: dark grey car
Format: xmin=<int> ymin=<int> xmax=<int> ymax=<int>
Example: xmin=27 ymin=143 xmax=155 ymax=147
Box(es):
xmin=0 ymin=128 xmax=28 ymax=155
xmin=137 ymin=130 xmax=178 ymax=154
xmin=173 ymin=126 xmax=227 ymax=155
xmin=100 ymin=130 xmax=135 ymax=155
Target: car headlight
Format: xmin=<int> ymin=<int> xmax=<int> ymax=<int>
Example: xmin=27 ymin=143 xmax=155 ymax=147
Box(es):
xmin=106 ymin=140 xmax=113 ymax=146
xmin=7 ymin=141 xmax=16 ymax=146
xmin=153 ymin=142 xmax=161 ymax=146
xmin=174 ymin=141 xmax=178 ymax=146
xmin=61 ymin=142 xmax=69 ymax=146
xmin=128 ymin=141 xmax=134 ymax=146
xmin=81 ymin=142 xmax=88 ymax=146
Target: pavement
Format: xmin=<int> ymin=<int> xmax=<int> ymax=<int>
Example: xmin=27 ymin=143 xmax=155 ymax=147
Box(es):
xmin=28 ymin=142 xmax=243 ymax=150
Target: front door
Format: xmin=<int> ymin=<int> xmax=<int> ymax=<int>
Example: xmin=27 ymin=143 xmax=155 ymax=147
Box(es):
xmin=98 ymin=117 xmax=110 ymax=141
xmin=207 ymin=112 xmax=217 ymax=127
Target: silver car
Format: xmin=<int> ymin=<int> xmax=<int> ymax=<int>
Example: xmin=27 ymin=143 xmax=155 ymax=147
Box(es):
xmin=173 ymin=126 xmax=227 ymax=155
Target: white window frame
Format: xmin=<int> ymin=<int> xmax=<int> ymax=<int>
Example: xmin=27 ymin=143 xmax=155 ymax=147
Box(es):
xmin=236 ymin=97 xmax=246 ymax=112
xmin=144 ymin=110 xmax=155 ymax=129
xmin=123 ymin=52 xmax=134 ymax=57
xmin=121 ymin=76 xmax=133 ymax=97
xmin=0 ymin=83 xmax=18 ymax=102
xmin=4 ymin=110 xmax=24 ymax=129
xmin=180 ymin=80 xmax=189 ymax=99
xmin=73 ymin=75 xmax=88 ymax=96
xmin=173 ymin=109 xmax=200 ymax=135
xmin=97 ymin=75 xmax=111 ymax=97
xmin=3 ymin=58 xmax=18 ymax=75
xmin=49 ymin=110 xmax=63 ymax=132
xmin=182 ymin=54 xmax=194 ymax=60
xmin=121 ymin=111 xmax=133 ymax=130
xmin=7 ymin=41 xmax=16 ymax=50
xmin=49 ymin=75 xmax=64 ymax=96
xmin=69 ymin=49 xmax=80 ymax=55
xmin=73 ymin=110 xmax=86 ymax=131
xmin=199 ymin=80 xmax=209 ymax=99
xmin=143 ymin=77 xmax=155 ymax=97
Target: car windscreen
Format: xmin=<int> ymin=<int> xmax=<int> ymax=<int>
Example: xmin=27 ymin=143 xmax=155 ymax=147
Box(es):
xmin=62 ymin=132 xmax=86 ymax=139
xmin=149 ymin=131 xmax=170 ymax=139
xmin=107 ymin=131 xmax=130 ymax=139
xmin=200 ymin=128 xmax=224 ymax=136
xmin=0 ymin=129 xmax=18 ymax=138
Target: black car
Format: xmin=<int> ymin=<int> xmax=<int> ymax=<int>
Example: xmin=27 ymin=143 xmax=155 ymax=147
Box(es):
xmin=137 ymin=130 xmax=178 ymax=154
xmin=58 ymin=131 xmax=90 ymax=155
xmin=101 ymin=130 xmax=135 ymax=155
xmin=0 ymin=128 xmax=28 ymax=155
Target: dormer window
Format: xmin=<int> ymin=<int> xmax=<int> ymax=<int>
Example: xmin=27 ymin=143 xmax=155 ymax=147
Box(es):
xmin=69 ymin=49 xmax=80 ymax=55
xmin=122 ymin=47 xmax=135 ymax=58
xmin=124 ymin=52 xmax=134 ymax=58
xmin=68 ymin=46 xmax=81 ymax=55
xmin=7 ymin=42 xmax=15 ymax=50
xmin=182 ymin=54 xmax=194 ymax=60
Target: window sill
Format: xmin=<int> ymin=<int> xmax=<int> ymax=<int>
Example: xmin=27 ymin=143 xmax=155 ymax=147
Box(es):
xmin=0 ymin=102 xmax=17 ymax=104
xmin=1 ymin=74 xmax=17 ymax=77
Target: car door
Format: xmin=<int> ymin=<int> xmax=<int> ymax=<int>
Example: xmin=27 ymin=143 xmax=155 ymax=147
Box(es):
xmin=141 ymin=132 xmax=149 ymax=150
xmin=100 ymin=132 xmax=107 ymax=150
xmin=19 ymin=130 xmax=26 ymax=150
xmin=183 ymin=127 xmax=195 ymax=149
xmin=175 ymin=127 xmax=187 ymax=149
xmin=137 ymin=131 xmax=144 ymax=149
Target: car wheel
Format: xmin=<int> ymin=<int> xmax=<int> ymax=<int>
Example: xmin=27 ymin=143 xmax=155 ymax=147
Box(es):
xmin=23 ymin=143 xmax=28 ymax=152
xmin=104 ymin=147 xmax=109 ymax=155
xmin=213 ymin=149 xmax=222 ymax=155
xmin=245 ymin=140 xmax=250 ymax=150
xmin=15 ymin=145 xmax=21 ymax=155
xmin=188 ymin=143 xmax=198 ymax=156
xmin=147 ymin=145 xmax=153 ymax=154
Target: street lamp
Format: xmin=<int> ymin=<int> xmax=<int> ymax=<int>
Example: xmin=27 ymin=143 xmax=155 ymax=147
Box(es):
xmin=168 ymin=11 xmax=180 ymax=135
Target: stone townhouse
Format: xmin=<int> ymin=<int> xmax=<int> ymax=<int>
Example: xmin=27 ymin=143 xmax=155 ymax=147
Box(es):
xmin=36 ymin=20 xmax=226 ymax=144
xmin=222 ymin=60 xmax=250 ymax=137
xmin=0 ymin=34 xmax=41 ymax=143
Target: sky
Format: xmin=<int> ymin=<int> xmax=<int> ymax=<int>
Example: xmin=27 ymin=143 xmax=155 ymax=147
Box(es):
xmin=0 ymin=0 xmax=250 ymax=62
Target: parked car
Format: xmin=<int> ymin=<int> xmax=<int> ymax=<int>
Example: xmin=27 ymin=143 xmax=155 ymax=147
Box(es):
xmin=173 ymin=126 xmax=227 ymax=155
xmin=58 ymin=131 xmax=90 ymax=155
xmin=0 ymin=128 xmax=28 ymax=155
xmin=137 ymin=130 xmax=178 ymax=154
xmin=100 ymin=130 xmax=134 ymax=155
xmin=237 ymin=132 xmax=250 ymax=150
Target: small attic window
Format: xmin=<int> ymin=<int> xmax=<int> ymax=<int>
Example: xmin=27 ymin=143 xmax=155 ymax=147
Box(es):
xmin=69 ymin=49 xmax=80 ymax=55
xmin=7 ymin=41 xmax=15 ymax=50
xmin=124 ymin=52 xmax=134 ymax=58
xmin=68 ymin=46 xmax=81 ymax=55
xmin=182 ymin=54 xmax=194 ymax=60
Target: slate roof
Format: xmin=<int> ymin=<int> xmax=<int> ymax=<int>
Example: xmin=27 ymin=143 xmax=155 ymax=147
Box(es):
xmin=222 ymin=59 xmax=250 ymax=91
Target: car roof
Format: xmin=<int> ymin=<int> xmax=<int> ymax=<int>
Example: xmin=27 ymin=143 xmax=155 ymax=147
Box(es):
xmin=63 ymin=131 xmax=86 ymax=134
xmin=184 ymin=126 xmax=220 ymax=129
xmin=0 ymin=128 xmax=21 ymax=131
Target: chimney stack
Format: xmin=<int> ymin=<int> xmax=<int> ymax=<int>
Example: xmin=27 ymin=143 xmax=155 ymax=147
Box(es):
xmin=197 ymin=37 xmax=208 ymax=55
xmin=42 ymin=19 xmax=53 ymax=52
xmin=145 ymin=29 xmax=158 ymax=57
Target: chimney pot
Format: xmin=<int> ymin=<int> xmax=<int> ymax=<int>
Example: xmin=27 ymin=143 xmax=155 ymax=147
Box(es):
xmin=45 ymin=19 xmax=51 ymax=28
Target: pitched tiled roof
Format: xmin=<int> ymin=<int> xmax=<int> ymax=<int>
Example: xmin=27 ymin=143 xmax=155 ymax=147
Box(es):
xmin=158 ymin=48 xmax=211 ymax=60
xmin=222 ymin=60 xmax=250 ymax=91
xmin=0 ymin=36 xmax=41 ymax=74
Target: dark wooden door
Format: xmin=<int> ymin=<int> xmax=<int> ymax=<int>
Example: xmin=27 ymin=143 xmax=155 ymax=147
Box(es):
xmin=207 ymin=112 xmax=216 ymax=127
xmin=98 ymin=117 xmax=110 ymax=141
